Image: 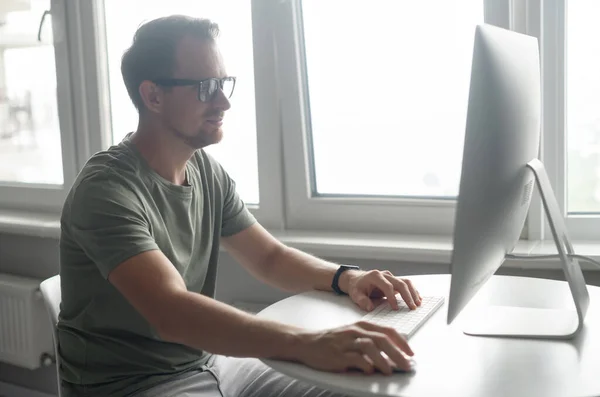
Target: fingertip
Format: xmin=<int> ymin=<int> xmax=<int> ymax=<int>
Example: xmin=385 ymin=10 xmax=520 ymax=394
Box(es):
xmin=400 ymin=337 xmax=414 ymax=355
xmin=401 ymin=361 xmax=414 ymax=372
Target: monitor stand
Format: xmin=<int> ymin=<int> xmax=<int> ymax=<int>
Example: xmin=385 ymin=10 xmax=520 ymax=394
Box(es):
xmin=462 ymin=158 xmax=590 ymax=339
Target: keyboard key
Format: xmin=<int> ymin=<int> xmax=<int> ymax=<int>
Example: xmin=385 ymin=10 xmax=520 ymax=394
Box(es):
xmin=362 ymin=296 xmax=444 ymax=338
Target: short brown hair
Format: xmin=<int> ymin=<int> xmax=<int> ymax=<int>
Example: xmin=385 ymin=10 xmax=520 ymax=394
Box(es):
xmin=121 ymin=15 xmax=219 ymax=112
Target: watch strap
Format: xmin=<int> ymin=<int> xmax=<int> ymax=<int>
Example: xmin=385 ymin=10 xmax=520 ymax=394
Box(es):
xmin=331 ymin=265 xmax=360 ymax=295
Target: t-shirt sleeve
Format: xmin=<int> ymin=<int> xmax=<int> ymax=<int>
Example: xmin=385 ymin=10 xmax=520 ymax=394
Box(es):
xmin=67 ymin=173 xmax=159 ymax=279
xmin=219 ymin=168 xmax=257 ymax=237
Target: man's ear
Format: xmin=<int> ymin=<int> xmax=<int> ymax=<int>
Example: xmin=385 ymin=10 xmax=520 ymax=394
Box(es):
xmin=139 ymin=81 xmax=163 ymax=113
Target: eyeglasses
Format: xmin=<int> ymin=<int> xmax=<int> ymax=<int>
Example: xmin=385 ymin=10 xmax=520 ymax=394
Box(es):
xmin=151 ymin=76 xmax=236 ymax=102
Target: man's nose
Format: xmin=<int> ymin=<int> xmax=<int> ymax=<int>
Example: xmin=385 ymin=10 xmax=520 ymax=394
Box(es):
xmin=213 ymin=88 xmax=231 ymax=111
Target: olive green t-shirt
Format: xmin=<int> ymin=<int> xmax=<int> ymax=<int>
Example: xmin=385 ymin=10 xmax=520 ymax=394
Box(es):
xmin=57 ymin=134 xmax=256 ymax=397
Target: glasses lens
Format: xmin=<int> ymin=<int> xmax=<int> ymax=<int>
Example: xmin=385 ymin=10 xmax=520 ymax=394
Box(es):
xmin=221 ymin=78 xmax=235 ymax=98
xmin=198 ymin=80 xmax=215 ymax=102
xmin=198 ymin=78 xmax=235 ymax=102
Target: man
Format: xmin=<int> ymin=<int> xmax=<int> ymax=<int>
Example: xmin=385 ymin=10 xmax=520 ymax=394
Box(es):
xmin=57 ymin=15 xmax=422 ymax=397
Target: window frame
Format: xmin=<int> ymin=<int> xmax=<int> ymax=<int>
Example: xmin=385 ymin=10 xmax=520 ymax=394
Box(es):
xmin=89 ymin=0 xmax=286 ymax=230
xmin=507 ymin=0 xmax=545 ymax=241
xmin=10 ymin=0 xmax=590 ymax=244
xmin=0 ymin=0 xmax=80 ymax=213
xmin=531 ymin=0 xmax=600 ymax=240
xmin=274 ymin=0 xmax=511 ymax=235
xmin=558 ymin=0 xmax=600 ymax=240
xmin=246 ymin=0 xmax=287 ymax=230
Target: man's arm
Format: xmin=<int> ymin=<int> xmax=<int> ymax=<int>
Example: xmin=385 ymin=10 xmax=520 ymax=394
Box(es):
xmin=108 ymin=249 xmax=301 ymax=359
xmin=221 ymin=224 xmax=421 ymax=311
xmin=221 ymin=223 xmax=358 ymax=295
xmin=107 ymin=249 xmax=415 ymax=374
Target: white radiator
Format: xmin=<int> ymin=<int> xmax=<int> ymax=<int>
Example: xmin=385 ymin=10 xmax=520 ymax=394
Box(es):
xmin=0 ymin=273 xmax=54 ymax=370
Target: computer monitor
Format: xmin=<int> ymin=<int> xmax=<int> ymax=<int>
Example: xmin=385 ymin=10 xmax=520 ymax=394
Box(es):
xmin=446 ymin=24 xmax=590 ymax=339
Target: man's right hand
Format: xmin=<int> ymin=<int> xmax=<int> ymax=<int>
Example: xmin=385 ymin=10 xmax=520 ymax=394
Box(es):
xmin=289 ymin=321 xmax=414 ymax=375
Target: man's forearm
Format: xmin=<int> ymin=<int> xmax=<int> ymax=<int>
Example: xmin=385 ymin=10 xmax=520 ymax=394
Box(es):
xmin=260 ymin=246 xmax=361 ymax=294
xmin=157 ymin=247 xmax=357 ymax=359
xmin=159 ymin=290 xmax=304 ymax=360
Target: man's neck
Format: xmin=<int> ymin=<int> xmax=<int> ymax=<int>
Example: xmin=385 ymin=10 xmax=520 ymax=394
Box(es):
xmin=130 ymin=121 xmax=195 ymax=186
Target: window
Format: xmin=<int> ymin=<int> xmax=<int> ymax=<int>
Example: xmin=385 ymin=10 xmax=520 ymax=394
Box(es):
xmin=103 ymin=0 xmax=260 ymax=205
xmin=277 ymin=0 xmax=490 ymax=234
xmin=533 ymin=0 xmax=600 ymax=239
xmin=0 ymin=0 xmax=79 ymax=213
xmin=302 ymin=0 xmax=483 ymax=198
xmin=13 ymin=0 xmax=597 ymax=243
xmin=0 ymin=0 xmax=62 ymax=185
xmin=566 ymin=1 xmax=600 ymax=214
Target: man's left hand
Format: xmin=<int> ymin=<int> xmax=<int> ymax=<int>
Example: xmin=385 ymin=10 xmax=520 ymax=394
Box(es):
xmin=344 ymin=270 xmax=422 ymax=312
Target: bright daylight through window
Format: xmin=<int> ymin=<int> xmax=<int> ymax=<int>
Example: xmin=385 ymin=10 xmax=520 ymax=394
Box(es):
xmin=302 ymin=0 xmax=483 ymax=198
xmin=104 ymin=0 xmax=259 ymax=204
xmin=567 ymin=1 xmax=600 ymax=214
xmin=6 ymin=0 xmax=600 ymax=240
xmin=0 ymin=0 xmax=63 ymax=185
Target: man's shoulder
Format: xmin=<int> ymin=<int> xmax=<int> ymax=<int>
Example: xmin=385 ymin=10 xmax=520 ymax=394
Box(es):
xmin=62 ymin=144 xmax=143 ymax=216
xmin=80 ymin=140 xmax=143 ymax=186
xmin=83 ymin=142 xmax=141 ymax=180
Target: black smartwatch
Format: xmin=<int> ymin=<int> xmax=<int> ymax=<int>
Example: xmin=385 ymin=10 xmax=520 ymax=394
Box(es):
xmin=331 ymin=265 xmax=360 ymax=295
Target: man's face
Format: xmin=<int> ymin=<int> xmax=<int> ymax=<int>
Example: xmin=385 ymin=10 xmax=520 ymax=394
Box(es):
xmin=159 ymin=36 xmax=231 ymax=149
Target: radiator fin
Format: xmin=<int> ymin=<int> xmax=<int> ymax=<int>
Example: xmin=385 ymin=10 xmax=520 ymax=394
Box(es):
xmin=0 ymin=273 xmax=54 ymax=369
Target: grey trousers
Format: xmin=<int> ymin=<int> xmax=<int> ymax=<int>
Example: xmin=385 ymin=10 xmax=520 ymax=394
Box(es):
xmin=137 ymin=355 xmax=348 ymax=397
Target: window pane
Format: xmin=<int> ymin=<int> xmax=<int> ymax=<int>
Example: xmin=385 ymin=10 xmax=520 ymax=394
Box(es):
xmin=0 ymin=0 xmax=63 ymax=185
xmin=302 ymin=0 xmax=483 ymax=197
xmin=104 ymin=0 xmax=259 ymax=204
xmin=567 ymin=1 xmax=600 ymax=213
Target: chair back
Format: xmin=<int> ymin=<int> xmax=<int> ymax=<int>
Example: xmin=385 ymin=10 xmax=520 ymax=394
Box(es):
xmin=39 ymin=275 xmax=62 ymax=397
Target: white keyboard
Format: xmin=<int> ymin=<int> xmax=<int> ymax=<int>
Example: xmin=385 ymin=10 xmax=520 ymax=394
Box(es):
xmin=362 ymin=296 xmax=445 ymax=338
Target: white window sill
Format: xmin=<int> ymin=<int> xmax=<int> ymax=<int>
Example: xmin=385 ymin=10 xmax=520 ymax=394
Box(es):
xmin=1 ymin=210 xmax=599 ymax=271
xmin=0 ymin=210 xmax=60 ymax=239
xmin=270 ymin=230 xmax=600 ymax=271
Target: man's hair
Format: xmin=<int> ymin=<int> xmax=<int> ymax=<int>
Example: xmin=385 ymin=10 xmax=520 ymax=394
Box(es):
xmin=121 ymin=15 xmax=219 ymax=112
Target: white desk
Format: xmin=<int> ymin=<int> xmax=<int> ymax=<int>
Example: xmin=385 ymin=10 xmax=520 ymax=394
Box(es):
xmin=257 ymin=274 xmax=600 ymax=397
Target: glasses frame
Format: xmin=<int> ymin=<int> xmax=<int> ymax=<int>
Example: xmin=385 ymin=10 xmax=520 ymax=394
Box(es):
xmin=151 ymin=76 xmax=236 ymax=102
